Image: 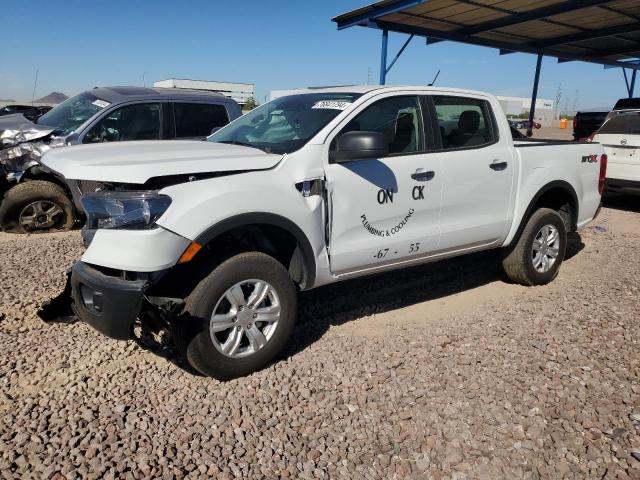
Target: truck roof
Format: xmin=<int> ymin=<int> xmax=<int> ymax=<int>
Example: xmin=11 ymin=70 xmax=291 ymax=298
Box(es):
xmin=89 ymin=86 xmax=236 ymax=104
xmin=276 ymin=85 xmax=493 ymax=97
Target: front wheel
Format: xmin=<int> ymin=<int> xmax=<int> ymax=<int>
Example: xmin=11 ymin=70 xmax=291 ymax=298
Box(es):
xmin=176 ymin=252 xmax=297 ymax=380
xmin=0 ymin=180 xmax=75 ymax=233
xmin=502 ymin=208 xmax=567 ymax=286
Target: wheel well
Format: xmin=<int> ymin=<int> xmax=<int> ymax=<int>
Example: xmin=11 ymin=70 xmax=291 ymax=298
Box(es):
xmin=530 ymin=186 xmax=577 ymax=232
xmin=150 ymin=223 xmax=312 ymax=300
xmin=512 ymin=183 xmax=578 ymax=248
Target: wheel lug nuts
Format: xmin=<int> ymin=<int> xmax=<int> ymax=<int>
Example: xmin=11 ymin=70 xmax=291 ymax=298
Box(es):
xmin=247 ymin=323 xmax=252 ymax=329
xmin=236 ymin=326 xmax=241 ymax=331
xmin=252 ymin=313 xmax=257 ymax=319
xmin=232 ymin=317 xmax=237 ymax=322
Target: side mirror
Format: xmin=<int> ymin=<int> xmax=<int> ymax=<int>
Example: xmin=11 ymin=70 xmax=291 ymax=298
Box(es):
xmin=332 ymin=131 xmax=389 ymax=163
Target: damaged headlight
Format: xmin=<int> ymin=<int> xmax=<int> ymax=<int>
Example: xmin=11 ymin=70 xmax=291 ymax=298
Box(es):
xmin=81 ymin=191 xmax=172 ymax=230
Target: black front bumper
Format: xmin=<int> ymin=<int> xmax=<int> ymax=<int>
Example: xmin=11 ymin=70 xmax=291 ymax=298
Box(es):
xmin=69 ymin=262 xmax=149 ymax=340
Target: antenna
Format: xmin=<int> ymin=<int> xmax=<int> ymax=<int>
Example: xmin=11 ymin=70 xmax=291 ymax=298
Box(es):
xmin=31 ymin=69 xmax=39 ymax=105
xmin=428 ymin=70 xmax=440 ymax=86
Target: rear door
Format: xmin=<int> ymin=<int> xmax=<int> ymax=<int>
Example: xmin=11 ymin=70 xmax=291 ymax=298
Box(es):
xmin=429 ymin=94 xmax=515 ymax=251
xmin=325 ymin=94 xmax=442 ymax=274
xmin=172 ymin=102 xmax=230 ymax=139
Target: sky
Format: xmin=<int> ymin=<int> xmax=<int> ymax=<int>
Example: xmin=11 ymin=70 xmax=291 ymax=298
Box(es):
xmin=1 ymin=0 xmax=632 ymax=111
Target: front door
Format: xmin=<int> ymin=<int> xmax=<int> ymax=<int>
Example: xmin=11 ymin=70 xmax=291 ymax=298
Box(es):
xmin=325 ymin=95 xmax=442 ymax=274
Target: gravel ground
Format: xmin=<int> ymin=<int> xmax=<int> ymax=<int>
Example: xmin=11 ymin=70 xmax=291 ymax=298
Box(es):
xmin=1 ymin=199 xmax=639 ymax=480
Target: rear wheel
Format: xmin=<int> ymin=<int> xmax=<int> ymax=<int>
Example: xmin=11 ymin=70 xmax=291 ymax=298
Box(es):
xmin=175 ymin=252 xmax=297 ymax=380
xmin=0 ymin=180 xmax=75 ymax=233
xmin=502 ymin=208 xmax=567 ymax=286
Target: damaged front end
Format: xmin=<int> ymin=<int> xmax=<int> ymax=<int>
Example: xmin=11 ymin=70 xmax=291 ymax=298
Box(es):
xmin=37 ymin=261 xmax=186 ymax=342
xmin=0 ymin=114 xmax=58 ymax=187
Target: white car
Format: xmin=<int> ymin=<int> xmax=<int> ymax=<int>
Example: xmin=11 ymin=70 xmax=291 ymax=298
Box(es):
xmin=594 ymin=111 xmax=640 ymax=195
xmin=39 ymin=85 xmax=605 ymax=379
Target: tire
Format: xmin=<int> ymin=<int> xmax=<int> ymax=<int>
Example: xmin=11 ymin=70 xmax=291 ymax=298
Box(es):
xmin=176 ymin=252 xmax=297 ymax=380
xmin=502 ymin=208 xmax=567 ymax=286
xmin=0 ymin=180 xmax=75 ymax=233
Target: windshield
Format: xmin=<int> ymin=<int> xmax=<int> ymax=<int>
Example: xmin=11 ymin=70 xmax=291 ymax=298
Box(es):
xmin=598 ymin=112 xmax=640 ymax=135
xmin=37 ymin=92 xmax=110 ymax=135
xmin=209 ymin=93 xmax=362 ymax=154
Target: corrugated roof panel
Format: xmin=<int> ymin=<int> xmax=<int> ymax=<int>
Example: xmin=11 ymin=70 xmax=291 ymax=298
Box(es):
xmin=496 ymin=20 xmax=580 ymax=39
xmin=333 ymin=0 xmax=640 ymax=69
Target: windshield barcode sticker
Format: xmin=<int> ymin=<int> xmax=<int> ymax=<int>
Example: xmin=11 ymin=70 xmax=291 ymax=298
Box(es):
xmin=312 ymin=100 xmax=352 ymax=110
xmin=92 ymin=99 xmax=110 ymax=108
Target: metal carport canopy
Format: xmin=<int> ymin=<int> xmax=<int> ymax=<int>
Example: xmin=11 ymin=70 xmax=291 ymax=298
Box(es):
xmin=332 ymin=0 xmax=640 ymax=135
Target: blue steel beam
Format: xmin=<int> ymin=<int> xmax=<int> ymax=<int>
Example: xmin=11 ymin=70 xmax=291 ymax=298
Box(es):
xmin=380 ymin=30 xmax=389 ymax=85
xmin=335 ymin=0 xmax=427 ymax=30
xmin=371 ymin=19 xmax=640 ymax=70
xmin=631 ymin=70 xmax=637 ymax=97
xmin=527 ymin=53 xmax=543 ymax=138
xmin=624 ymin=68 xmax=631 ymax=94
xmin=386 ymin=34 xmax=414 ymax=74
xmin=604 ymin=59 xmax=640 ymax=69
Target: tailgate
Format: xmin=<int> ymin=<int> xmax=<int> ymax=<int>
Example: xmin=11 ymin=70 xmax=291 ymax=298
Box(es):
xmin=596 ymin=134 xmax=640 ymax=165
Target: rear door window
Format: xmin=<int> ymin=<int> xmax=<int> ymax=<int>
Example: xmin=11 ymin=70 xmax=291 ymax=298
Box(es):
xmin=174 ymin=103 xmax=229 ymax=139
xmin=432 ymin=96 xmax=497 ymax=150
xmin=598 ymin=113 xmax=640 ymax=135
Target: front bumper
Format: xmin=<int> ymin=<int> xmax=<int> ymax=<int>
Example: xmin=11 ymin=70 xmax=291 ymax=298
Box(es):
xmin=70 ymin=261 xmax=149 ymax=340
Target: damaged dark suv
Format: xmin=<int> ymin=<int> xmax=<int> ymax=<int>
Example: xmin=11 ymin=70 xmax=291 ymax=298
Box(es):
xmin=0 ymin=86 xmax=241 ymax=233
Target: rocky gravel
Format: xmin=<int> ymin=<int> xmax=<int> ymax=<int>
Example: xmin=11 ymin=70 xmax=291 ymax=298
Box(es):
xmin=1 ymin=202 xmax=639 ymax=479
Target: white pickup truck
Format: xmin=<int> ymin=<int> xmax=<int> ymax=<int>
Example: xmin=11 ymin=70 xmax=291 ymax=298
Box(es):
xmin=39 ymin=86 xmax=606 ymax=379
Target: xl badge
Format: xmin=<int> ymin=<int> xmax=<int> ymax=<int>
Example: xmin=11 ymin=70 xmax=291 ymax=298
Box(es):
xmin=621 ymin=138 xmax=628 ymax=146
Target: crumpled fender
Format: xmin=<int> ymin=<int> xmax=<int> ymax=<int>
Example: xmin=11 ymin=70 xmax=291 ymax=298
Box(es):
xmin=0 ymin=113 xmax=55 ymax=146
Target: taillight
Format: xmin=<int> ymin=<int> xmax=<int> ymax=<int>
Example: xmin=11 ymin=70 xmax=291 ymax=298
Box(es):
xmin=573 ymin=117 xmax=577 ymax=130
xmin=598 ymin=154 xmax=607 ymax=195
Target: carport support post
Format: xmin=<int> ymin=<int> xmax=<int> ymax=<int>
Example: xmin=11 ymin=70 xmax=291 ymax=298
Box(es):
xmin=527 ymin=53 xmax=543 ymax=137
xmin=380 ymin=29 xmax=389 ymax=85
xmin=630 ymin=69 xmax=637 ymax=98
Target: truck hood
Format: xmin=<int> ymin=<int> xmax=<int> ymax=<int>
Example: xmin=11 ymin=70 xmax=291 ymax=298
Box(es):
xmin=41 ymin=140 xmax=283 ymax=184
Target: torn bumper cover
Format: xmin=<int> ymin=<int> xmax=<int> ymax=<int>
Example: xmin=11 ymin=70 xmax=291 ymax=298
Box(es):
xmin=38 ymin=262 xmax=150 ymax=340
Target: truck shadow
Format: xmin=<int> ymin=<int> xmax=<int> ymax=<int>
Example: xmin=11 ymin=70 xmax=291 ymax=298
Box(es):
xmin=284 ymin=232 xmax=584 ymax=360
xmin=135 ymin=232 xmax=585 ymax=377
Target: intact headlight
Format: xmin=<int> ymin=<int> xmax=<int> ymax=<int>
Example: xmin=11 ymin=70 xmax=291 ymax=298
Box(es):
xmin=81 ymin=191 xmax=172 ymax=230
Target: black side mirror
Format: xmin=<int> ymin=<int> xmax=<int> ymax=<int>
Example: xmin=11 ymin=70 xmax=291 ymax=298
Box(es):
xmin=332 ymin=131 xmax=389 ymax=163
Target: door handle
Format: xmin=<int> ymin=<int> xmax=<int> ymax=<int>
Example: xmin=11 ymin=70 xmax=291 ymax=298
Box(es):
xmin=489 ymin=161 xmax=508 ymax=171
xmin=411 ymin=170 xmax=435 ymax=181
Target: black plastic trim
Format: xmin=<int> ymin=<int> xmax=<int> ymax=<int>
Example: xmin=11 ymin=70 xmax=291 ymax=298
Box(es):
xmin=194 ymin=213 xmax=317 ymax=289
xmin=605 ymin=178 xmax=640 ymax=192
xmin=70 ymin=261 xmax=150 ymax=340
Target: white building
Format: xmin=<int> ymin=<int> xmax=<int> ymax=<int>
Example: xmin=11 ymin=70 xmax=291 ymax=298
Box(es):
xmin=154 ymin=79 xmax=255 ymax=105
xmin=496 ymin=95 xmax=554 ymax=123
